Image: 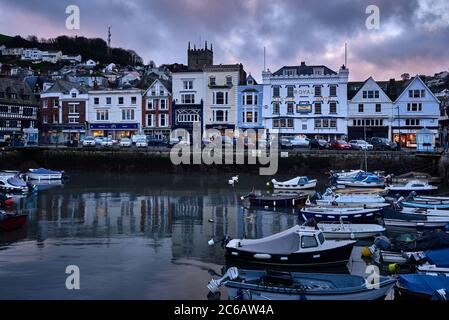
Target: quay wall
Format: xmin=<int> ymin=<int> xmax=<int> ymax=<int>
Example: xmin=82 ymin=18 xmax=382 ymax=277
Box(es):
xmin=0 ymin=148 xmax=439 ymax=176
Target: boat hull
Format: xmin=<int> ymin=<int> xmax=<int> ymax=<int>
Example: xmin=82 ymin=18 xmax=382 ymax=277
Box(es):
xmin=273 ymin=181 xmax=317 ymax=190
xmin=383 ymin=218 xmax=449 ymax=229
xmin=301 ymin=210 xmax=380 ymax=223
xmin=246 ymin=195 xmax=307 ymax=208
xmin=27 ymin=173 xmax=63 ymax=180
xmin=0 ymin=214 xmax=28 ymax=231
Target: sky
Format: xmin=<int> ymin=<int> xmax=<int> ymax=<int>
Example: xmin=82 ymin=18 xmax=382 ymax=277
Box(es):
xmin=0 ymin=0 xmax=448 ymax=82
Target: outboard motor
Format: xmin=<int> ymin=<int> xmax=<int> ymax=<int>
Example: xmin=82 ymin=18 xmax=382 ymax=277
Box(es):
xmin=374 ymin=236 xmax=392 ymax=251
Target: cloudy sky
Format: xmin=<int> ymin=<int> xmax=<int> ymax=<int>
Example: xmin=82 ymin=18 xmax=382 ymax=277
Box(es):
xmin=0 ymin=0 xmax=448 ymax=81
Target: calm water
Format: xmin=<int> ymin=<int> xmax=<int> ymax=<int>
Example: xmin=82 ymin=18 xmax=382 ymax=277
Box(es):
xmin=0 ymin=173 xmax=382 ymax=299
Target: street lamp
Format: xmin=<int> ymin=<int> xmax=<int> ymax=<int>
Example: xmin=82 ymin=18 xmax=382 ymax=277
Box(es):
xmin=396 ymin=106 xmax=401 ymax=150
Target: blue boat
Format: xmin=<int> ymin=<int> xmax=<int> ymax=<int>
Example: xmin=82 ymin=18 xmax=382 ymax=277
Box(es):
xmin=208 ymin=268 xmax=396 ymax=300
xmin=300 ymin=207 xmax=382 ymax=223
xmin=425 ymin=248 xmax=449 ymax=268
xmin=397 ymin=274 xmax=449 ymax=300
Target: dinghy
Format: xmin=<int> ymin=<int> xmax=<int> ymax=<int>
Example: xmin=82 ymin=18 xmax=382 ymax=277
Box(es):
xmin=337 ymin=175 xmax=385 ymax=188
xmin=300 ymin=207 xmax=382 ymax=223
xmin=225 ymin=225 xmax=356 ymax=268
xmin=27 ymin=168 xmax=65 ymax=180
xmin=0 ymin=212 xmax=28 ymax=231
xmin=398 ymin=207 xmax=449 ymax=218
xmin=392 ymin=172 xmax=441 ymax=185
xmin=271 ymin=176 xmax=317 ymax=190
xmin=0 ymin=172 xmax=34 ymax=193
xmin=242 ymin=192 xmax=308 ymax=208
xmin=315 ymin=189 xmax=386 ymax=207
xmin=208 ymin=268 xmax=396 ymax=300
xmin=318 ymin=222 xmax=385 ymax=240
xmin=383 ymin=209 xmax=449 ymax=229
xmin=386 ymin=180 xmax=438 ymax=193
xmin=396 ymin=274 xmax=449 ymax=300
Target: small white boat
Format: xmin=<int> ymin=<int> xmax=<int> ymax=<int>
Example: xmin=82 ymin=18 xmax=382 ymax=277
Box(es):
xmin=271 ymin=176 xmax=317 ymax=190
xmin=318 ymin=222 xmax=385 ymax=240
xmin=331 ymin=170 xmax=364 ymax=179
xmin=300 ymin=207 xmax=381 ymax=223
xmin=315 ymin=189 xmax=386 ymax=207
xmin=417 ymin=264 xmax=449 ymax=276
xmin=0 ymin=172 xmax=32 ymax=193
xmin=27 ymin=168 xmax=64 ymax=181
xmin=386 ymin=180 xmax=438 ymax=193
xmin=399 ymin=207 xmax=449 ymax=217
xmin=337 ymin=176 xmax=385 ymax=188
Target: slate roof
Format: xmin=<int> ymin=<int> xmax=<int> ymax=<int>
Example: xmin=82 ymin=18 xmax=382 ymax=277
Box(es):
xmin=272 ymin=62 xmax=338 ymax=76
xmin=348 ymin=78 xmax=406 ymax=101
xmin=0 ymin=77 xmax=38 ymax=105
xmin=45 ymin=79 xmax=88 ymax=94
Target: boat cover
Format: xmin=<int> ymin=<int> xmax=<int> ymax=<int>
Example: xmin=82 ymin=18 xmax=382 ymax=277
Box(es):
xmin=399 ymin=274 xmax=449 ymax=297
xmin=426 ymin=248 xmax=449 ymax=268
xmin=6 ymin=176 xmax=27 ymax=187
xmin=29 ymin=168 xmax=61 ymax=175
xmin=383 ymin=208 xmax=427 ymax=221
xmin=399 ymin=232 xmax=449 ymax=251
xmin=275 ymin=177 xmax=310 ymax=185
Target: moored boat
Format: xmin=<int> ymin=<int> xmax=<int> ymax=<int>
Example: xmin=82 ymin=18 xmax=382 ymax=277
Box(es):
xmin=317 ymin=222 xmax=385 ymax=239
xmin=0 ymin=172 xmax=34 ymax=193
xmin=242 ymin=192 xmax=308 ymax=208
xmin=225 ymin=225 xmax=356 ymax=268
xmin=386 ymin=180 xmax=438 ymax=194
xmin=396 ymin=274 xmax=449 ymax=300
xmin=208 ymin=268 xmax=396 ymax=300
xmin=300 ymin=207 xmax=382 ymax=223
xmin=0 ymin=212 xmax=28 ymax=231
xmin=337 ymin=175 xmax=385 ymax=188
xmin=27 ymin=168 xmax=65 ymax=181
xmin=271 ymin=176 xmax=317 ymax=190
xmin=383 ymin=209 xmax=449 ymax=229
xmin=314 ymin=189 xmax=386 ymax=207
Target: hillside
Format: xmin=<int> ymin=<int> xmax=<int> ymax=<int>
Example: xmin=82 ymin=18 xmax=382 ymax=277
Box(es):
xmin=0 ymin=34 xmax=143 ymax=66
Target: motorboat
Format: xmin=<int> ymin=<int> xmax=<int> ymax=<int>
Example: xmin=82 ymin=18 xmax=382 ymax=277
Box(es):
xmin=337 ymin=175 xmax=385 ymax=188
xmin=225 ymin=225 xmax=356 ymax=268
xmin=0 ymin=211 xmax=28 ymax=231
xmin=315 ymin=189 xmax=386 ymax=207
xmin=299 ymin=207 xmax=382 ymax=223
xmin=417 ymin=248 xmax=449 ymax=276
xmin=398 ymin=207 xmax=449 ymax=218
xmin=329 ymin=170 xmax=364 ymax=180
xmin=334 ymin=188 xmax=388 ymax=196
xmin=386 ymin=180 xmax=438 ymax=193
xmin=27 ymin=168 xmax=65 ymax=180
xmin=0 ymin=172 xmax=34 ymax=193
xmin=317 ymin=222 xmax=385 ymax=240
xmin=397 ymin=192 xmax=449 ymax=209
xmin=208 ymin=268 xmax=396 ymax=300
xmin=242 ymin=192 xmax=308 ymax=208
xmin=271 ymin=176 xmax=317 ymax=190
xmin=383 ymin=209 xmax=449 ymax=229
xmin=396 ymin=274 xmax=449 ymax=300
xmin=392 ymin=172 xmax=441 ymax=185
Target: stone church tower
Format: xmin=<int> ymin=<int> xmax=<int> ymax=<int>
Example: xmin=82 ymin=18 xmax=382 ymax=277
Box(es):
xmin=187 ymin=41 xmax=213 ymax=71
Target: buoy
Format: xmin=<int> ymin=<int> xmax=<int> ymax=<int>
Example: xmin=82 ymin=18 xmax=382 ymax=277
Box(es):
xmin=361 ymin=247 xmax=372 ymax=258
xmin=208 ymin=239 xmax=215 ymax=246
xmin=266 ymin=182 xmax=270 ymax=187
xmin=388 ymin=263 xmax=400 ymax=273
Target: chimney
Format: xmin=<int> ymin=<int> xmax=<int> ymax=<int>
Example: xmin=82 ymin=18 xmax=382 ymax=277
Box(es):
xmin=388 ymin=78 xmax=397 ymax=100
xmin=300 ymin=61 xmax=306 ymax=67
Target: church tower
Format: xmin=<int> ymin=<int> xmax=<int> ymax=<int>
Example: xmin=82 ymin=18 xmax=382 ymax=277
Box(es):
xmin=187 ymin=41 xmax=213 ymax=71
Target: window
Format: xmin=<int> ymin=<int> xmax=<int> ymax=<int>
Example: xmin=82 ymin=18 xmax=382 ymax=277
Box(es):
xmin=71 ymin=92 xmax=77 ymax=98
xmin=409 ymin=90 xmax=426 ymax=98
xmin=314 ymin=86 xmax=322 ymax=97
xmin=54 ymin=99 xmax=59 ymax=108
xmin=23 ymin=108 xmax=33 ymax=116
xmin=118 ymin=97 xmax=124 ymax=105
xmin=407 ymin=103 xmax=423 ymax=112
xmin=43 ymin=100 xmax=48 ymax=108
xmin=69 ymin=103 xmax=79 ymax=114
xmin=69 ymin=117 xmax=79 ymax=124
xmin=358 ymin=104 xmax=364 ymax=113
xmin=106 ymin=97 xmax=112 ymax=105
xmin=177 ymin=113 xmax=199 ymax=123
xmin=287 ymin=86 xmax=295 ymax=98
xmin=43 ymin=115 xmax=48 ymax=124
xmin=273 ymin=119 xmax=280 ymax=128
xmin=147 ymin=100 xmax=154 ymax=110
xmin=375 ymin=91 xmax=379 ymax=98
xmin=160 ymin=89 xmax=164 ymax=96
xmin=215 ymin=110 xmax=225 ymax=122
xmin=284 ymin=69 xmax=296 ymax=76
xmin=94 ymin=97 xmax=99 ymax=105
xmin=287 ymin=102 xmax=294 ymax=114
xmin=96 ymin=110 xmax=109 ymax=121
xmin=160 ymin=99 xmax=168 ymax=110
xmin=315 ymin=119 xmax=322 ymax=128
xmin=10 ymin=93 xmax=17 ymax=100
xmin=273 ymin=102 xmax=280 ymax=115
xmin=181 ymin=94 xmax=195 ymax=104
xmin=147 ymin=114 xmax=154 ymax=127
xmin=329 ymin=102 xmax=337 ymax=114
xmin=226 ymin=76 xmax=233 ymax=86
xmin=301 ymin=235 xmax=318 ymax=248
xmin=131 ymin=97 xmax=137 ymax=105
xmin=287 ymin=118 xmax=294 ymax=128
xmin=273 ymin=86 xmax=280 ymax=98
xmin=214 ymin=92 xmax=228 ymax=105
xmin=244 ymin=94 xmax=253 ymax=105
xmin=159 ymin=114 xmax=168 ymax=127
xmin=11 ymin=106 xmax=19 ymax=114
xmin=183 ymin=80 xmax=193 ymax=90
xmin=376 ymin=104 xmax=381 ymax=113
xmin=406 ymin=119 xmax=420 ymax=126
xmin=121 ymin=109 xmax=135 ymax=121
xmin=209 ymin=77 xmax=216 ymax=86
xmin=330 ymin=119 xmax=337 ymax=128
xmin=329 ymin=86 xmax=337 ymax=97
xmin=314 ymin=102 xmax=322 ymax=114
xmin=0 ymin=106 xmax=8 ymax=113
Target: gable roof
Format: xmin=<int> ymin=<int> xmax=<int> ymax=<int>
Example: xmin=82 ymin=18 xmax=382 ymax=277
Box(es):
xmin=246 ymin=74 xmax=258 ymax=85
xmin=395 ymin=76 xmax=440 ymax=103
xmin=348 ymin=77 xmax=393 ymax=102
xmin=45 ymin=79 xmax=88 ymax=94
xmin=0 ymin=78 xmax=38 ymax=105
xmin=273 ymin=62 xmax=337 ymax=77
xmin=144 ymin=78 xmax=172 ymax=95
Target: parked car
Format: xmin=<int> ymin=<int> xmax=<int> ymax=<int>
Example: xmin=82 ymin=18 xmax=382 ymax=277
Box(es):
xmin=170 ymin=137 xmax=190 ymax=147
xmin=330 ymin=140 xmax=352 ymax=150
xmin=290 ymin=137 xmax=310 ymax=148
xmin=147 ymin=136 xmax=168 ymax=147
xmin=349 ymin=140 xmax=374 ymax=150
xmin=100 ymin=138 xmax=114 ymax=147
xmin=279 ymin=137 xmax=294 ymax=149
xmin=119 ymin=138 xmax=132 ymax=148
xmin=367 ymin=137 xmax=397 ymax=151
xmin=136 ymin=138 xmax=148 ymax=148
xmin=131 ymin=134 xmax=147 ymax=144
xmin=309 ymin=138 xmax=330 ymax=150
xmin=94 ymin=137 xmax=105 ymax=145
xmin=82 ymin=136 xmax=96 ymax=147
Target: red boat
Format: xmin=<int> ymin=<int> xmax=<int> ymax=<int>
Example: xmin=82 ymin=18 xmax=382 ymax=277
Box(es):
xmin=0 ymin=214 xmax=28 ymax=231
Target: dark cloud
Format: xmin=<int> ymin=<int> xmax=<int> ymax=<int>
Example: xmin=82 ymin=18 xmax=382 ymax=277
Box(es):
xmin=0 ymin=0 xmax=448 ymax=80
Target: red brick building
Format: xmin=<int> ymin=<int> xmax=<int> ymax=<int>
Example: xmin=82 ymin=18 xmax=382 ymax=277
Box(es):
xmin=142 ymin=79 xmax=172 ymax=139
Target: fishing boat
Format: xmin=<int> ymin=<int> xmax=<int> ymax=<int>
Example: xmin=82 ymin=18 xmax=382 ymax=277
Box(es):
xmin=337 ymin=175 xmax=385 ymax=188
xmin=271 ymin=176 xmax=317 ymax=190
xmin=398 ymin=207 xmax=449 ymax=218
xmin=27 ymin=168 xmax=65 ymax=180
xmin=396 ymin=274 xmax=449 ymax=300
xmin=317 ymin=222 xmax=385 ymax=240
xmin=300 ymin=207 xmax=381 ymax=223
xmin=225 ymin=225 xmax=356 ymax=268
xmin=392 ymin=172 xmax=441 ymax=185
xmin=208 ymin=268 xmax=396 ymax=301
xmin=0 ymin=212 xmax=28 ymax=231
xmin=386 ymin=180 xmax=438 ymax=194
xmin=383 ymin=208 xmax=449 ymax=229
xmin=242 ymin=192 xmax=308 ymax=208
xmin=315 ymin=189 xmax=387 ymax=207
xmin=0 ymin=172 xmax=34 ymax=193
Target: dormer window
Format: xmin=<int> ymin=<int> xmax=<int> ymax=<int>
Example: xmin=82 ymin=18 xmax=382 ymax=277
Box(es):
xmin=313 ymin=68 xmax=324 ymax=76
xmin=284 ymin=69 xmax=296 ymax=77
xmin=247 ymin=79 xmax=254 ymax=85
xmin=210 ymin=77 xmax=216 ymax=86
xmin=226 ymin=76 xmax=233 ymax=86
xmin=71 ymin=92 xmax=77 ymax=98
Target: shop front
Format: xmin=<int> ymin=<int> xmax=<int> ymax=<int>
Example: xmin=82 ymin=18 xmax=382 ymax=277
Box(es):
xmin=143 ymin=128 xmax=171 ymax=139
xmin=392 ymin=127 xmax=438 ymax=148
xmin=61 ymin=125 xmax=86 ymax=144
xmin=205 ymin=124 xmax=236 ymax=138
xmin=89 ymin=123 xmax=139 ymax=140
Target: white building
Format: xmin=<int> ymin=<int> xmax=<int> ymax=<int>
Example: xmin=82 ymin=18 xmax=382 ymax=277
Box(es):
xmin=347 ymin=77 xmax=394 ymax=140
xmin=41 ymin=51 xmax=63 ymax=64
xmin=21 ymin=48 xmax=42 ymax=61
xmin=1 ymin=47 xmax=23 ymax=56
xmin=87 ymin=89 xmax=143 ymax=139
xmin=83 ymin=59 xmax=97 ymax=68
xmin=392 ymin=76 xmax=441 ymax=148
xmin=61 ymin=54 xmax=82 ymax=63
xmin=262 ymin=61 xmax=349 ymax=140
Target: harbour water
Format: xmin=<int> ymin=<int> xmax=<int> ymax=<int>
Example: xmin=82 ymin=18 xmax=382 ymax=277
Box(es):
xmin=0 ymin=172 xmax=422 ymax=299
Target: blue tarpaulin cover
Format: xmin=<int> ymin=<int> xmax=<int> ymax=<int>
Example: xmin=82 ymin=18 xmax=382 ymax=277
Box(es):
xmin=426 ymin=248 xmax=449 ymax=268
xmin=30 ymin=168 xmax=61 ymax=175
xmin=399 ymin=274 xmax=449 ymax=297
